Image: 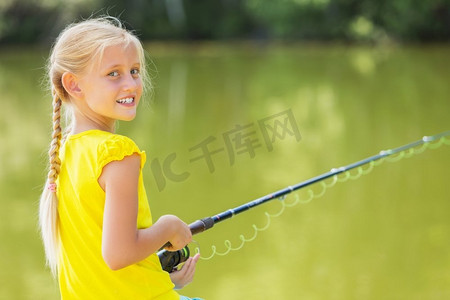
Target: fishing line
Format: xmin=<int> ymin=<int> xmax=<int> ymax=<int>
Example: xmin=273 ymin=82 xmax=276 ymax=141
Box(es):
xmin=192 ymin=134 xmax=450 ymax=261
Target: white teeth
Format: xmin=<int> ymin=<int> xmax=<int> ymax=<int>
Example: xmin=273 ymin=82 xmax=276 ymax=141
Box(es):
xmin=117 ymin=97 xmax=134 ymax=104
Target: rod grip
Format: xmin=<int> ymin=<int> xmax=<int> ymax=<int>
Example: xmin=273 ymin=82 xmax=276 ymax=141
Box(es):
xmin=189 ymin=217 xmax=214 ymax=234
xmin=161 ymin=217 xmax=214 ymax=249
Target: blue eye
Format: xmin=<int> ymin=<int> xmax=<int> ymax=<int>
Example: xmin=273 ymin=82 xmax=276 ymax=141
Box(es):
xmin=108 ymin=71 xmax=119 ymax=77
xmin=131 ymin=69 xmax=140 ymax=76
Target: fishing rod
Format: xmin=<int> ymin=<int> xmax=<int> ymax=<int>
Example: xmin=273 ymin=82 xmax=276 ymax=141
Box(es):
xmin=158 ymin=131 xmax=450 ymax=272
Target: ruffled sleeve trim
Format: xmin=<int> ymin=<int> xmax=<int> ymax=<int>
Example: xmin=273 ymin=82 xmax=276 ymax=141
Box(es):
xmin=97 ymin=134 xmax=146 ymax=179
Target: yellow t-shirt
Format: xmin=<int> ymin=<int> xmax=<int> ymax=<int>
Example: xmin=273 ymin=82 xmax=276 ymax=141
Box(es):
xmin=56 ymin=130 xmax=179 ymax=300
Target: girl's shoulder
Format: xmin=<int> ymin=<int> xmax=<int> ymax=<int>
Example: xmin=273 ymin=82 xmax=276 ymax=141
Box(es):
xmin=68 ymin=129 xmax=145 ymax=168
xmin=95 ymin=131 xmax=145 ymax=169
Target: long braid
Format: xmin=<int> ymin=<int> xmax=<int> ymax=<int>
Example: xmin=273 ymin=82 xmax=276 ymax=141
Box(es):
xmin=39 ymin=92 xmax=63 ymax=277
xmin=48 ymin=93 xmax=62 ymax=185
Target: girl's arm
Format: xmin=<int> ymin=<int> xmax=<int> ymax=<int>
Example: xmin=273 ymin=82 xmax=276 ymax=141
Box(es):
xmin=99 ymin=154 xmax=192 ymax=270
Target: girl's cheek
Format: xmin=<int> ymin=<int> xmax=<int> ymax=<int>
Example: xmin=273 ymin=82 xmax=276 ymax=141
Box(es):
xmin=110 ymin=81 xmax=122 ymax=89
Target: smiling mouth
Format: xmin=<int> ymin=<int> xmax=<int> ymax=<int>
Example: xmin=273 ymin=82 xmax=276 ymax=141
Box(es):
xmin=116 ymin=97 xmax=134 ymax=104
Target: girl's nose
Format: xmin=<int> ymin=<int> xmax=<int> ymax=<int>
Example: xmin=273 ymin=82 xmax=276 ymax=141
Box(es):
xmin=122 ymin=74 xmax=140 ymax=92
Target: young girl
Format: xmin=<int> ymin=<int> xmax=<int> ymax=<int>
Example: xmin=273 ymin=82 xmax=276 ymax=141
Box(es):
xmin=39 ymin=17 xmax=202 ymax=299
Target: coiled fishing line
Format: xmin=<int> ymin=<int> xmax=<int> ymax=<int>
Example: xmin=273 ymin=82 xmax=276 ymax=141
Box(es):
xmin=193 ymin=135 xmax=450 ymax=261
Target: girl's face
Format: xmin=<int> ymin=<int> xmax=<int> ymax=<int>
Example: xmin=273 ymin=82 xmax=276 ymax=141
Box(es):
xmin=76 ymin=43 xmax=143 ymax=130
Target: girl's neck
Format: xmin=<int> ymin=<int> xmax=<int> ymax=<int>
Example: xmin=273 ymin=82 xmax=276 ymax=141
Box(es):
xmin=71 ymin=111 xmax=115 ymax=135
xmin=71 ymin=124 xmax=114 ymax=135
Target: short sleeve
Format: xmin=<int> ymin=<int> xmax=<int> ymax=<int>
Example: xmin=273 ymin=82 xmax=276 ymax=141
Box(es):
xmin=97 ymin=135 xmax=146 ymax=178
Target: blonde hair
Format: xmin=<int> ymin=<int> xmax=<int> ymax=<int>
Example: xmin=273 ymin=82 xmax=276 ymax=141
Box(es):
xmin=39 ymin=16 xmax=150 ymax=277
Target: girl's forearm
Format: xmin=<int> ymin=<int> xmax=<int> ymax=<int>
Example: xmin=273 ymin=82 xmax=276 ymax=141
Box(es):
xmin=102 ymin=215 xmax=191 ymax=270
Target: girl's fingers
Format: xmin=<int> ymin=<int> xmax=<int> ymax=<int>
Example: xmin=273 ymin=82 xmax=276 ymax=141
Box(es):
xmin=192 ymin=253 xmax=200 ymax=263
xmin=172 ymin=252 xmax=199 ymax=288
xmin=181 ymin=254 xmax=199 ymax=278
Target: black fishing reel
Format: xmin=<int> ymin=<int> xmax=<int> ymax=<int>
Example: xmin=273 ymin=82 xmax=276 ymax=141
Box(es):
xmin=157 ymin=218 xmax=214 ymax=273
xmin=158 ymin=246 xmax=190 ymax=273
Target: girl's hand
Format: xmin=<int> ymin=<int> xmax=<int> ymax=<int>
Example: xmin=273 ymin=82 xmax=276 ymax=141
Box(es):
xmin=156 ymin=215 xmax=192 ymax=251
xmin=169 ymin=253 xmax=200 ymax=289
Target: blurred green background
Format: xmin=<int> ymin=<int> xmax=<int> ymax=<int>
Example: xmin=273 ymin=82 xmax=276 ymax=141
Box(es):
xmin=1 ymin=0 xmax=449 ymax=44
xmin=1 ymin=1 xmax=449 ymax=299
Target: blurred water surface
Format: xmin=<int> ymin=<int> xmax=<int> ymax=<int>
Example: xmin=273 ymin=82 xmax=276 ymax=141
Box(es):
xmin=0 ymin=43 xmax=449 ymax=299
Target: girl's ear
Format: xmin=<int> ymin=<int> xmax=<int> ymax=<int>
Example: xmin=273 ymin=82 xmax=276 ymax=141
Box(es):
xmin=61 ymin=72 xmax=83 ymax=100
